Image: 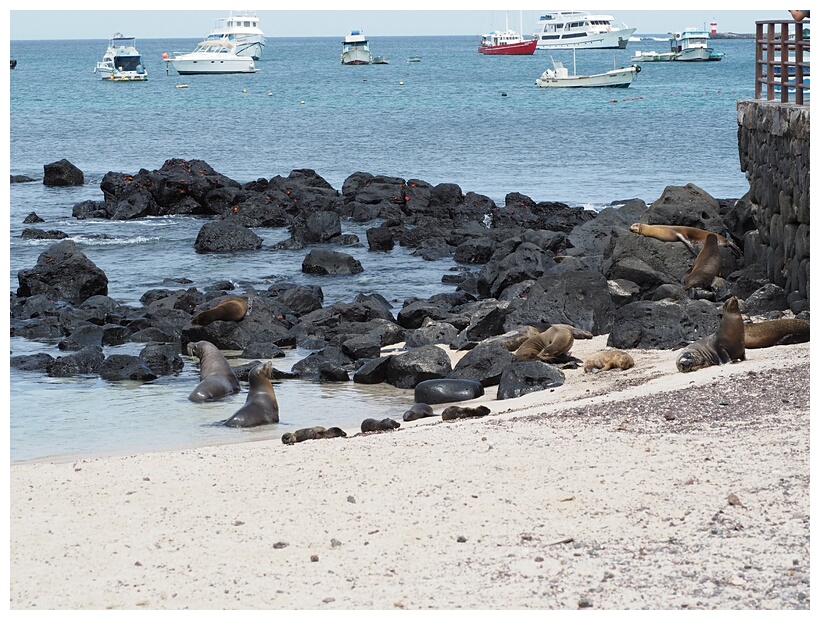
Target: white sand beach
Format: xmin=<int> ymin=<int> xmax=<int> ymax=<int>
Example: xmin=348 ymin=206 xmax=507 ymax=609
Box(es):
xmin=9 ymin=336 xmax=811 ymax=610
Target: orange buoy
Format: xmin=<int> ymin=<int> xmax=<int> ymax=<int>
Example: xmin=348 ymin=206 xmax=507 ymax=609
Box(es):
xmin=162 ymin=52 xmax=168 ymax=60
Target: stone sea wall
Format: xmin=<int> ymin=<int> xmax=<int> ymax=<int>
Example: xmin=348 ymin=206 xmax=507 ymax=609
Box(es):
xmin=736 ymin=100 xmax=810 ymax=304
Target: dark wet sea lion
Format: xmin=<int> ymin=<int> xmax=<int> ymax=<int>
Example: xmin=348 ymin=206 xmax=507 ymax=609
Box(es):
xmin=281 ymin=426 xmax=347 ymax=444
xmin=441 ymin=405 xmax=491 ymax=421
xmin=583 ymin=350 xmax=635 ymax=373
xmin=514 ymin=325 xmax=574 ymax=362
xmin=744 ymin=318 xmax=810 ymax=348
xmin=360 ymin=418 xmax=401 ymax=433
xmin=629 ymin=223 xmax=741 ymax=256
xmin=403 ymin=403 xmax=437 ymax=421
xmin=224 ymin=361 xmax=279 ymax=427
xmin=683 ymin=233 xmax=722 ymax=290
xmin=676 ymin=296 xmax=745 ymax=373
xmin=187 ymin=340 xmax=241 ymax=402
xmin=191 ymin=296 xmax=249 ymax=326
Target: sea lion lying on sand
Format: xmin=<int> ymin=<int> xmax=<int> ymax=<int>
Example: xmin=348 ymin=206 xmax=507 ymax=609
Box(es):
xmin=360 ymin=418 xmax=401 ymax=433
xmin=583 ymin=350 xmax=635 ymax=373
xmin=403 ymin=403 xmax=437 ymax=421
xmin=514 ymin=325 xmax=574 ymax=362
xmin=744 ymin=318 xmax=810 ymax=348
xmin=676 ymin=296 xmax=745 ymax=373
xmin=281 ymin=426 xmax=347 ymax=444
xmin=441 ymin=405 xmax=491 ymax=421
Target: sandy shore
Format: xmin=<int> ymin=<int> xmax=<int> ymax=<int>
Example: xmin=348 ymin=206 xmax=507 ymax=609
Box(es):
xmin=9 ymin=336 xmax=811 ymax=610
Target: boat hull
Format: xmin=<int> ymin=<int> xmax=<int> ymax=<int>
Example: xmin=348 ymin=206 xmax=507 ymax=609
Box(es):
xmin=166 ymin=56 xmax=257 ymax=74
xmin=341 ymin=49 xmax=372 ymax=65
xmin=536 ymin=67 xmax=638 ymax=88
xmin=535 ymin=28 xmax=636 ymax=50
xmin=478 ymin=39 xmax=538 ymax=55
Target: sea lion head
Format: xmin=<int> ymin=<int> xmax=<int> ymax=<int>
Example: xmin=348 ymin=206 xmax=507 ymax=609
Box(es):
xmin=676 ymin=350 xmax=702 ymax=373
xmin=723 ymin=296 xmax=740 ymax=315
xmin=322 ymin=427 xmax=347 ymax=438
xmin=629 ymin=223 xmax=642 ymax=234
xmin=281 ymin=432 xmax=296 ymax=445
xmin=186 ymin=341 xmax=201 ymax=357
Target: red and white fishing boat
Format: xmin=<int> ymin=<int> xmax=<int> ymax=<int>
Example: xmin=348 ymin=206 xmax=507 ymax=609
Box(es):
xmin=478 ymin=11 xmax=537 ymax=55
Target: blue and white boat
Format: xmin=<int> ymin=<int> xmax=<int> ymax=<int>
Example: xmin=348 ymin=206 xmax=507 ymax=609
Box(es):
xmin=94 ymin=33 xmax=147 ymax=81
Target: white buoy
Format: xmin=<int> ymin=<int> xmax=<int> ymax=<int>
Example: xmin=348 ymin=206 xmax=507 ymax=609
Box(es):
xmin=399 ymin=81 xmax=404 ymax=85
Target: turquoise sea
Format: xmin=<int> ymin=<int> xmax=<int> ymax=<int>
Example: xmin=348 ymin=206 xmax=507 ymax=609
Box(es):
xmin=9 ymin=34 xmax=759 ymax=463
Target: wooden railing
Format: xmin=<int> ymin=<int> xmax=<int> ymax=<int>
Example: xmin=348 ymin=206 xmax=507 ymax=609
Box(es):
xmin=755 ymin=20 xmax=810 ymax=105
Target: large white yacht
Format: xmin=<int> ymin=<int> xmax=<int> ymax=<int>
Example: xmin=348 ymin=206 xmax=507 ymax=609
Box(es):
xmin=532 ymin=10 xmax=636 ymax=49
xmin=203 ymin=11 xmax=266 ymax=60
xmin=164 ymin=39 xmax=258 ymax=75
xmin=341 ymin=30 xmax=372 ymax=65
xmin=94 ymin=33 xmax=148 ymax=81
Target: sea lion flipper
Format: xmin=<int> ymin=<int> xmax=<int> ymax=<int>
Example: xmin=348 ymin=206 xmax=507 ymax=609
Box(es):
xmin=675 ymin=232 xmax=698 ymax=255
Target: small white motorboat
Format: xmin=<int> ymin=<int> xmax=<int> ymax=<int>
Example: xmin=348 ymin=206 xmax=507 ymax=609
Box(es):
xmin=536 ymin=51 xmax=639 ymax=88
xmin=94 ymin=33 xmax=148 ymax=81
xmin=164 ymin=39 xmax=258 ymax=75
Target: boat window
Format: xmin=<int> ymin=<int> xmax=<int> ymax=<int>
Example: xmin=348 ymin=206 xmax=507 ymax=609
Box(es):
xmin=113 ymin=56 xmax=143 ymax=72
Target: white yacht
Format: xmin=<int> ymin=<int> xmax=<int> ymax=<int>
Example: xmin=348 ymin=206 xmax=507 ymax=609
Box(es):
xmin=532 ymin=10 xmax=636 ymax=49
xmin=94 ymin=34 xmax=148 ymax=81
xmin=341 ymin=30 xmax=372 ymax=65
xmin=203 ymin=11 xmax=266 ymax=60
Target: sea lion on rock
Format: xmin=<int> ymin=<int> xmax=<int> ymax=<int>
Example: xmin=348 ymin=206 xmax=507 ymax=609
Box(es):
xmin=629 ymin=223 xmax=741 ymax=256
xmin=675 ymin=296 xmax=745 ymax=373
xmin=223 ymin=361 xmax=279 ymax=427
xmin=744 ymin=318 xmax=810 ymax=348
xmin=281 ymin=426 xmax=347 ymax=444
xmin=191 ymin=296 xmax=249 ymax=326
xmin=403 ymin=403 xmax=437 ymax=421
xmin=683 ymin=233 xmax=722 ymax=290
xmin=441 ymin=405 xmax=491 ymax=421
xmin=360 ymin=418 xmax=401 ymax=433
xmin=583 ymin=350 xmax=635 ymax=373
xmin=514 ymin=325 xmax=574 ymax=362
xmin=187 ymin=340 xmax=241 ymax=402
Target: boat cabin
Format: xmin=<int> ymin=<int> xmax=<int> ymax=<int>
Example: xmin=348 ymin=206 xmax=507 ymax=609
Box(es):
xmin=535 ymin=10 xmax=617 ymax=40
xmin=671 ymin=29 xmax=710 ymax=53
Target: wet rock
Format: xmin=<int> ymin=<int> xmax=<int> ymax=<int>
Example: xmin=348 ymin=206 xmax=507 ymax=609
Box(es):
xmin=301 ymin=248 xmax=364 ymax=276
xmin=99 ymin=354 xmax=158 ymax=382
xmin=16 ymin=240 xmax=108 ymax=304
xmin=194 ymin=220 xmax=263 ymax=253
xmin=43 ymin=158 xmax=84 ymax=187
xmin=497 ymin=361 xmax=565 ymax=400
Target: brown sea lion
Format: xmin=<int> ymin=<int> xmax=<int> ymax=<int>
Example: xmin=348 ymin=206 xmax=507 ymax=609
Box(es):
xmin=360 ymin=418 xmax=401 ymax=433
xmin=186 ymin=340 xmax=241 ymax=402
xmin=514 ymin=325 xmax=574 ymax=361
xmin=441 ymin=405 xmax=491 ymax=421
xmin=583 ymin=350 xmax=635 ymax=373
xmin=403 ymin=403 xmax=437 ymax=421
xmin=744 ymin=318 xmax=810 ymax=348
xmin=629 ymin=223 xmax=741 ymax=256
xmin=281 ymin=426 xmax=347 ymax=444
xmin=490 ymin=323 xmax=591 ymax=353
xmin=191 ymin=296 xmax=249 ymax=326
xmin=675 ymin=296 xmax=745 ymax=373
xmin=683 ymin=233 xmax=722 ymax=290
xmin=224 ymin=361 xmax=279 ymax=427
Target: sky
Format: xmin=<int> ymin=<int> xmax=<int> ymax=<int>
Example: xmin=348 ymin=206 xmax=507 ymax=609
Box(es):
xmin=8 ymin=3 xmax=792 ymax=40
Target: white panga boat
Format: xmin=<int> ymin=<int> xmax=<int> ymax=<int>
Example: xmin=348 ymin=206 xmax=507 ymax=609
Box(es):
xmin=536 ymin=52 xmax=640 ymax=88
xmin=94 ymin=33 xmax=148 ymax=81
xmin=532 ymin=10 xmax=636 ymax=50
xmin=202 ymin=11 xmax=266 ymax=60
xmin=164 ymin=40 xmax=258 ymax=75
xmin=341 ymin=30 xmax=372 ymax=65
xmin=631 ymin=29 xmax=725 ymax=62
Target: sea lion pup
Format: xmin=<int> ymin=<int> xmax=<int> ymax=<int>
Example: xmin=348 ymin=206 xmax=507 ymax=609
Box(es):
xmin=187 ymin=340 xmax=241 ymax=402
xmin=281 ymin=426 xmax=347 ymax=444
xmin=191 ymin=296 xmax=249 ymax=326
xmin=583 ymin=350 xmax=635 ymax=373
xmin=675 ymin=296 xmax=745 ymax=373
xmin=403 ymin=403 xmax=437 ymax=421
xmin=360 ymin=418 xmax=401 ymax=433
xmin=744 ymin=318 xmax=810 ymax=348
xmin=683 ymin=233 xmax=722 ymax=290
xmin=629 ymin=223 xmax=742 ymax=256
xmin=224 ymin=362 xmax=279 ymax=427
xmin=514 ymin=324 xmax=574 ymax=361
xmin=442 ymin=405 xmax=491 ymax=421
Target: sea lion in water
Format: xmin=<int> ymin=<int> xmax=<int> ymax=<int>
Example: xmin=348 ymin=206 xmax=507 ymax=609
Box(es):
xmin=191 ymin=296 xmax=249 ymax=326
xmin=583 ymin=350 xmax=635 ymax=373
xmin=224 ymin=361 xmax=279 ymax=427
xmin=744 ymin=318 xmax=810 ymax=348
xmin=676 ymin=296 xmax=745 ymax=373
xmin=360 ymin=418 xmax=401 ymax=433
xmin=629 ymin=223 xmax=741 ymax=256
xmin=441 ymin=405 xmax=491 ymax=421
xmin=281 ymin=426 xmax=347 ymax=444
xmin=187 ymin=341 xmax=241 ymax=402
xmin=514 ymin=325 xmax=574 ymax=362
xmin=403 ymin=403 xmax=437 ymax=421
xmin=683 ymin=233 xmax=722 ymax=290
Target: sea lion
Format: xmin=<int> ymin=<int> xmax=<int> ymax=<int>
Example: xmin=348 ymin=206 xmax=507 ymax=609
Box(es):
xmin=223 ymin=361 xmax=279 ymax=427
xmin=191 ymin=296 xmax=249 ymax=326
xmin=675 ymin=296 xmax=745 ymax=373
xmin=403 ymin=403 xmax=437 ymax=421
xmin=629 ymin=223 xmax=741 ymax=256
xmin=281 ymin=426 xmax=347 ymax=444
xmin=360 ymin=418 xmax=401 ymax=433
xmin=441 ymin=405 xmax=491 ymax=421
xmin=583 ymin=350 xmax=635 ymax=373
xmin=414 ymin=378 xmax=484 ymax=405
xmin=186 ymin=340 xmax=241 ymax=402
xmin=744 ymin=318 xmax=810 ymax=348
xmin=514 ymin=325 xmax=574 ymax=362
xmin=489 ymin=324 xmax=592 ymax=353
xmin=683 ymin=233 xmax=722 ymax=290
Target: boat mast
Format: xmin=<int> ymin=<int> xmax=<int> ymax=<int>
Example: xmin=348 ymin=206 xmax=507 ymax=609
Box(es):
xmin=573 ymin=47 xmax=577 ymax=76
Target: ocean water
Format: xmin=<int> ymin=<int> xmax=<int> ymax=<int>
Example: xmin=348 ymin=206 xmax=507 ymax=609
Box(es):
xmin=9 ymin=35 xmax=757 ymax=463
